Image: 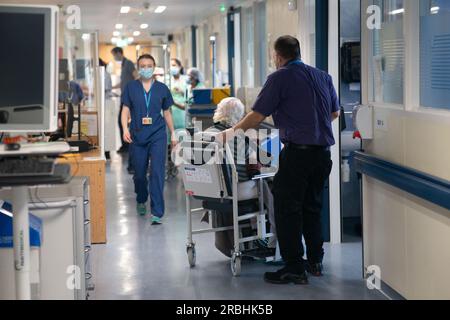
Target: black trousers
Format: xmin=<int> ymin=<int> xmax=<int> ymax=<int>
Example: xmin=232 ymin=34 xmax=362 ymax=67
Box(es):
xmin=273 ymin=145 xmax=332 ymax=272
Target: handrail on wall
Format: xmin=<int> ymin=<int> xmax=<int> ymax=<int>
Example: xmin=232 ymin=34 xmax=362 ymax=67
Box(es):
xmin=353 ymin=151 xmax=450 ymax=211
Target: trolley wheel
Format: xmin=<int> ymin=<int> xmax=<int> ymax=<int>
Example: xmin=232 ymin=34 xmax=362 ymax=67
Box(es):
xmin=187 ymin=245 xmax=196 ymax=267
xmin=231 ymin=253 xmax=242 ymax=277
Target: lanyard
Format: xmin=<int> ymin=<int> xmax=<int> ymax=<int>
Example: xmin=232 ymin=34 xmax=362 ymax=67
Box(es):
xmin=143 ymin=80 xmax=154 ymax=117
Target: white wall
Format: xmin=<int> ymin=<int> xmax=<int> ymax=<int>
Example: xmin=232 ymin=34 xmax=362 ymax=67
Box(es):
xmin=298 ymin=0 xmax=316 ymax=66
xmin=265 ymin=0 xmax=300 ymax=73
xmin=361 ymin=0 xmax=450 ymax=299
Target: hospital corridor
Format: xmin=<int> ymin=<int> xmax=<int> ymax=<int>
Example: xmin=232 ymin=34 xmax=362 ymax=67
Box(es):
xmin=1 ymin=0 xmax=450 ymax=308
xmin=91 ymin=154 xmax=384 ymax=300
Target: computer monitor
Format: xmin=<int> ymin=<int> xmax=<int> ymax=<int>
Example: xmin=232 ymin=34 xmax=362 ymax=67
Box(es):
xmin=0 ymin=5 xmax=59 ymax=132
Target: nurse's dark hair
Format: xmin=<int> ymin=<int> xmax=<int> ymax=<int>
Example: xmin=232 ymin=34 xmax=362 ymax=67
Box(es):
xmin=171 ymin=58 xmax=185 ymax=75
xmin=274 ymin=35 xmax=301 ymax=60
xmin=137 ymin=54 xmax=156 ymax=66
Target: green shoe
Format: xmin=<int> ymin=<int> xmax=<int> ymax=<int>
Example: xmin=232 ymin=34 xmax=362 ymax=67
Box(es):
xmin=151 ymin=216 xmax=162 ymax=225
xmin=137 ymin=203 xmax=147 ymax=216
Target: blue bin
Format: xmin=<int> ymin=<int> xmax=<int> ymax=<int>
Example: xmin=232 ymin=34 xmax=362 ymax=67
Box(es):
xmin=0 ymin=201 xmax=42 ymax=248
xmin=260 ymin=134 xmax=281 ymax=168
xmin=193 ymin=89 xmax=212 ymax=105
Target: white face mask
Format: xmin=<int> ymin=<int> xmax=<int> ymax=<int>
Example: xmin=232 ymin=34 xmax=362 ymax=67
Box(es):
xmin=139 ymin=67 xmax=154 ymax=79
xmin=170 ymin=66 xmax=180 ymax=76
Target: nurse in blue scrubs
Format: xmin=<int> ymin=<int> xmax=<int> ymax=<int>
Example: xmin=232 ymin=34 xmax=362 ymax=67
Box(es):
xmin=121 ymin=54 xmax=177 ymax=224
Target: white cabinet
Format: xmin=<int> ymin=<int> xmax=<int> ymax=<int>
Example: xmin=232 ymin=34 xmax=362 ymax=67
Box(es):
xmin=0 ymin=177 xmax=93 ymax=300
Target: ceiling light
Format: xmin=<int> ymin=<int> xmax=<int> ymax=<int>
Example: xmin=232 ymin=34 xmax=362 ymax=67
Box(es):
xmin=111 ymin=37 xmax=118 ymax=44
xmin=113 ymin=31 xmax=120 ymax=36
xmin=120 ymin=6 xmax=130 ymax=14
xmin=115 ymin=23 xmax=123 ymax=29
xmin=117 ymin=39 xmax=128 ymax=47
xmin=288 ymin=0 xmax=297 ymax=11
xmin=154 ymin=6 xmax=167 ymax=13
xmin=140 ymin=23 xmax=149 ymax=29
xmin=128 ymin=37 xmax=134 ymax=43
xmin=389 ymin=8 xmax=405 ymax=15
xmin=133 ymin=31 xmax=141 ymax=36
xmin=431 ymin=6 xmax=440 ymax=14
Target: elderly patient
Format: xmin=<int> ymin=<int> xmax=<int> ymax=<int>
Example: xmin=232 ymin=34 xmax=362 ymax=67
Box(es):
xmin=204 ymin=97 xmax=276 ymax=257
xmin=208 ymin=97 xmax=260 ymax=182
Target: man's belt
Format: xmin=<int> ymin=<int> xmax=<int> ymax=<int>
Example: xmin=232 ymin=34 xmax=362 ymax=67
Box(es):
xmin=285 ymin=142 xmax=329 ymax=151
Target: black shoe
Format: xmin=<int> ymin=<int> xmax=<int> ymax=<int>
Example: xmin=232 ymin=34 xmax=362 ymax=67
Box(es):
xmin=264 ymin=267 xmax=308 ymax=285
xmin=105 ymin=151 xmax=111 ymax=160
xmin=127 ymin=166 xmax=135 ymax=175
xmin=304 ymin=260 xmax=323 ymax=277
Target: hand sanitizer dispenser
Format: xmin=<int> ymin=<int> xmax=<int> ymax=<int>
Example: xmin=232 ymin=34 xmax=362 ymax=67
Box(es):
xmin=353 ymin=105 xmax=374 ymax=140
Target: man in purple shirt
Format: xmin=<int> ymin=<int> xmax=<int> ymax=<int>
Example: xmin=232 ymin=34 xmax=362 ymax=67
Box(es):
xmin=220 ymin=36 xmax=340 ymax=285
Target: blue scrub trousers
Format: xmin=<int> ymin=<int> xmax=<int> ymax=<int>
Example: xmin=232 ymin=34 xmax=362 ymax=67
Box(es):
xmin=132 ymin=128 xmax=167 ymax=217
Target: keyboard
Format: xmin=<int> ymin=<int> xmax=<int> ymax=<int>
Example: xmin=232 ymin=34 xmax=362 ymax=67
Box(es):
xmin=0 ymin=158 xmax=56 ymax=177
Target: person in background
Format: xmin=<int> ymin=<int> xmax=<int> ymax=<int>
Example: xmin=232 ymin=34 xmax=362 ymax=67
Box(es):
xmin=58 ymin=81 xmax=84 ymax=107
xmin=186 ymin=67 xmax=205 ymax=100
xmin=99 ymin=58 xmax=112 ymax=98
xmin=153 ymin=67 xmax=166 ymax=83
xmin=164 ymin=59 xmax=187 ymax=179
xmin=218 ymin=35 xmax=340 ymax=285
xmin=121 ymin=54 xmax=177 ymax=224
xmin=53 ymin=80 xmax=84 ymax=142
xmin=169 ymin=59 xmax=187 ymax=130
xmin=111 ymin=47 xmax=138 ymax=159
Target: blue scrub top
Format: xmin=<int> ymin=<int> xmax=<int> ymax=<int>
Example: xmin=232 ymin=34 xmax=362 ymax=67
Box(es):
xmin=58 ymin=81 xmax=84 ymax=105
xmin=122 ymin=79 xmax=174 ymax=145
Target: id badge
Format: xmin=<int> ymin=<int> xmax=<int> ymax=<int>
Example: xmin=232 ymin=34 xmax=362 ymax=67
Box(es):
xmin=142 ymin=117 xmax=153 ymax=125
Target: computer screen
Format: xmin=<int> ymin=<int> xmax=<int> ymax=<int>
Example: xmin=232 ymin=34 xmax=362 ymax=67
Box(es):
xmin=0 ymin=5 xmax=58 ymax=132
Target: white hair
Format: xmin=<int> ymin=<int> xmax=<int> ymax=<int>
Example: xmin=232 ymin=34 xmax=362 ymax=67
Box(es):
xmin=187 ymin=67 xmax=204 ymax=83
xmin=213 ymin=97 xmax=245 ymax=127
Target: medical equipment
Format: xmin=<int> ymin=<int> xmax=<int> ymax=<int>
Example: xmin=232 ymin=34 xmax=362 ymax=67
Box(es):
xmin=0 ymin=5 xmax=59 ymax=132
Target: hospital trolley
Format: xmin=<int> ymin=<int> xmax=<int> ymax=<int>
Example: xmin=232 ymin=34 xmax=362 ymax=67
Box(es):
xmin=180 ymin=136 xmax=276 ymax=276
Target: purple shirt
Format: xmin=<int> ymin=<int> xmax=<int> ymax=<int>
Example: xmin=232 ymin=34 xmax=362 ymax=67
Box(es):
xmin=252 ymin=61 xmax=339 ymax=146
